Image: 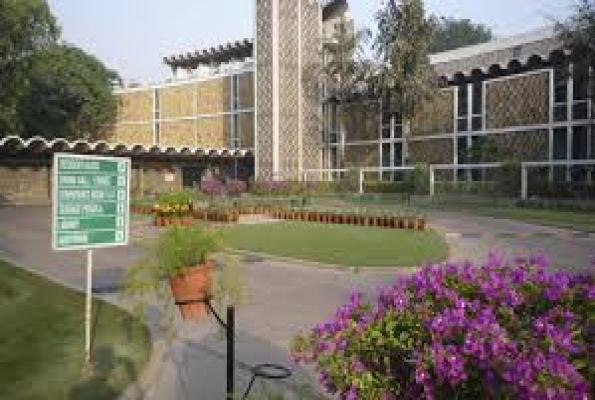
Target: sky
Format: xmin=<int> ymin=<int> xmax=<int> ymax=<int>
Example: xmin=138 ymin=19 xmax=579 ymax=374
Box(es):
xmin=47 ymin=0 xmax=576 ymax=84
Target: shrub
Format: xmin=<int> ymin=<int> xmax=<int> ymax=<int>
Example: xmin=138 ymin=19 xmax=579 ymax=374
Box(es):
xmin=413 ymin=163 xmax=430 ymax=195
xmin=226 ymin=179 xmax=248 ymax=196
xmin=291 ymin=254 xmax=594 ymax=399
xmin=200 ymin=177 xmax=225 ymax=196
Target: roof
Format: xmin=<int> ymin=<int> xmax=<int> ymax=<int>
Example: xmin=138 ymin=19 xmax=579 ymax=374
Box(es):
xmin=430 ymin=26 xmax=562 ymax=78
xmin=164 ymin=39 xmax=253 ymax=70
xmin=0 ymin=136 xmax=253 ymax=159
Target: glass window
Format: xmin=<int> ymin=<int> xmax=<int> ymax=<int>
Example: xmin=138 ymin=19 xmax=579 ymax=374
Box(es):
xmin=154 ymin=122 xmax=161 ymax=144
xmin=457 ymin=118 xmax=468 ymax=132
xmin=554 ymin=105 xmax=568 ymax=122
xmin=573 ymin=102 xmax=588 ymax=120
xmin=382 ymin=111 xmax=392 ymax=126
xmin=394 ymin=143 xmax=403 ymax=166
xmin=472 ymin=116 xmax=482 ymax=132
xmin=457 ymin=137 xmax=468 ymax=163
xmin=382 ymin=126 xmax=391 ymax=139
xmin=382 ymin=143 xmax=391 ymax=167
xmin=553 ymin=128 xmax=567 ymax=160
xmin=472 ymin=82 xmax=483 ymax=115
xmin=572 ymin=126 xmax=588 ymax=160
xmin=573 ymin=64 xmax=589 ymax=101
xmin=554 ymin=64 xmax=569 ymax=104
xmin=457 ymin=85 xmax=468 ymax=117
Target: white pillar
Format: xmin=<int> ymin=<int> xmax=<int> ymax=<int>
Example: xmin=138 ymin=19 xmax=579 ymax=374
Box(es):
xmin=521 ymin=165 xmax=528 ymax=200
xmin=430 ymin=167 xmax=436 ymax=197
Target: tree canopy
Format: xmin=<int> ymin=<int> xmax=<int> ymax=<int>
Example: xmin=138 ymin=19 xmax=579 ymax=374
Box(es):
xmin=374 ymin=0 xmax=437 ymax=120
xmin=19 ymin=44 xmax=118 ymax=141
xmin=430 ymin=17 xmax=493 ymax=53
xmin=0 ymin=0 xmax=59 ymax=134
xmin=556 ymin=0 xmax=595 ymax=64
xmin=0 ymin=0 xmax=117 ymax=140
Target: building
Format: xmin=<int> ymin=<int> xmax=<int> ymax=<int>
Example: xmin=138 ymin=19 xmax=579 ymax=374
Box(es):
xmin=3 ymin=0 xmax=591 ymax=204
xmin=107 ymin=0 xmax=593 ymax=187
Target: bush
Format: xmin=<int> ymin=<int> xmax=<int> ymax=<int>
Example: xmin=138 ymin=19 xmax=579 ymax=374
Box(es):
xmin=434 ymin=181 xmax=499 ymax=196
xmin=496 ymin=160 xmax=521 ymax=197
xmin=413 ymin=163 xmax=430 ymax=195
xmin=291 ymin=254 xmax=594 ymax=399
xmin=363 ymin=181 xmax=414 ymax=194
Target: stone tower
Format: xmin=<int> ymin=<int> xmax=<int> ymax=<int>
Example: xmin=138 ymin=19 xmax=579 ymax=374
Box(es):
xmin=254 ymin=0 xmax=323 ymax=180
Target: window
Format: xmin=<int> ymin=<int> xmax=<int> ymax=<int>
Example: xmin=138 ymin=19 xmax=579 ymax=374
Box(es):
xmin=231 ymin=114 xmax=240 ymax=149
xmin=154 ymin=89 xmax=160 ymax=121
xmin=554 ymin=64 xmax=569 ymax=122
xmin=154 ymin=122 xmax=161 ymax=145
xmin=382 ymin=143 xmax=391 ymax=167
xmin=572 ymin=126 xmax=588 ymax=160
xmin=232 ymin=75 xmax=240 ymax=110
xmin=457 ymin=85 xmax=468 ymax=118
xmin=457 ymin=137 xmax=468 ymax=163
xmin=553 ymin=128 xmax=567 ymax=160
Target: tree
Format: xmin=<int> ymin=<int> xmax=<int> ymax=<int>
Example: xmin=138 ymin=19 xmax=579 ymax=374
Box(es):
xmin=374 ymin=0 xmax=437 ymax=163
xmin=556 ymin=0 xmax=595 ymax=104
xmin=430 ymin=17 xmax=493 ymax=53
xmin=19 ymin=44 xmax=118 ymax=141
xmin=0 ymin=0 xmax=59 ymax=136
xmin=322 ymin=17 xmax=371 ymax=167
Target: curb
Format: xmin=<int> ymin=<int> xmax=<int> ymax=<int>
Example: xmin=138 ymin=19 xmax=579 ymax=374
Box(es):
xmin=120 ymin=339 xmax=168 ymax=400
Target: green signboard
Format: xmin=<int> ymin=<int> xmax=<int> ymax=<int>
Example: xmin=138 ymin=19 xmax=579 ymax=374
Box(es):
xmin=52 ymin=153 xmax=130 ymax=251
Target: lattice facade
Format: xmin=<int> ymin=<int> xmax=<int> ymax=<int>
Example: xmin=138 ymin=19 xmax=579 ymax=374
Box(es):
xmin=486 ymin=72 xmax=550 ymax=129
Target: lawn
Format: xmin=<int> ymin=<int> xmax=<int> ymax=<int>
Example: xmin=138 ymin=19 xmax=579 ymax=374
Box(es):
xmin=0 ymin=260 xmax=151 ymax=400
xmin=225 ymin=222 xmax=448 ymax=267
xmin=445 ymin=205 xmax=595 ymax=232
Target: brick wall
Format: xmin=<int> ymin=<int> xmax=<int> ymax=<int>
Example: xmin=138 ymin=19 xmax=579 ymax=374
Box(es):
xmin=0 ymin=162 xmax=51 ymax=204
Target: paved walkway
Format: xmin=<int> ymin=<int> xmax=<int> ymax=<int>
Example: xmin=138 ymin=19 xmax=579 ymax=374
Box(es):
xmin=0 ymin=206 xmax=592 ymax=399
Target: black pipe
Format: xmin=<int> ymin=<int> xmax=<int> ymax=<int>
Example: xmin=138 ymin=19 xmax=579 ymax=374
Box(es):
xmin=227 ymin=306 xmax=235 ymax=399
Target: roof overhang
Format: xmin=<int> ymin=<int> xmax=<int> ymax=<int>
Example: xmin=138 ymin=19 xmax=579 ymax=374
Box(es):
xmin=0 ymin=136 xmax=254 ymax=159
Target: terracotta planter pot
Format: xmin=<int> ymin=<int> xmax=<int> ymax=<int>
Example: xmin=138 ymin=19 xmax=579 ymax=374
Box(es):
xmin=416 ymin=218 xmax=426 ymax=230
xmin=389 ymin=217 xmax=397 ymax=229
xmin=169 ymin=262 xmax=213 ymax=321
xmin=182 ymin=217 xmax=192 ymax=227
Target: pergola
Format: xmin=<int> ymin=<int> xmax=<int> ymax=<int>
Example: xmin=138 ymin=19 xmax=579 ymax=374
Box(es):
xmin=163 ymin=39 xmax=253 ymax=72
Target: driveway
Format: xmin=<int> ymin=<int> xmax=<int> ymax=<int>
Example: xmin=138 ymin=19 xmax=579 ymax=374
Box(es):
xmin=0 ymin=205 xmax=592 ymax=399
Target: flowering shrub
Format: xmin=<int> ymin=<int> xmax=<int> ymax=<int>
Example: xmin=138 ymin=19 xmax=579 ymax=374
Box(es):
xmin=200 ymin=177 xmax=225 ymax=196
xmin=290 ymin=254 xmax=594 ymax=399
xmin=226 ymin=179 xmax=248 ymax=196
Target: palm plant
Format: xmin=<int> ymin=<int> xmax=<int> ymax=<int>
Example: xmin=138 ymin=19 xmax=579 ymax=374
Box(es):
xmin=373 ymin=0 xmax=438 ymax=163
xmin=322 ymin=17 xmax=371 ymax=167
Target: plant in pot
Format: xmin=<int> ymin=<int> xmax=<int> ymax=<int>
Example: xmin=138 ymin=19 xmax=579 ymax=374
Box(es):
xmin=123 ymin=225 xmax=243 ymax=333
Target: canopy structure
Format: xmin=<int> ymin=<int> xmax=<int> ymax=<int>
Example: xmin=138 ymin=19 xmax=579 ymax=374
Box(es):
xmin=0 ymin=136 xmax=253 ymax=159
xmin=430 ymin=27 xmax=564 ymax=82
xmin=163 ymin=39 xmax=253 ymax=71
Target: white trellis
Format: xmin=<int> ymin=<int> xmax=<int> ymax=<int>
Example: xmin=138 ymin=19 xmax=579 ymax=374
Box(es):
xmin=521 ymin=160 xmax=595 ymax=199
xmin=302 ymin=168 xmax=348 ymax=182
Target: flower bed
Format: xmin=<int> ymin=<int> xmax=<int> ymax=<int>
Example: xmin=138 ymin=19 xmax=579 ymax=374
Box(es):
xmin=291 ymin=254 xmax=594 ymax=399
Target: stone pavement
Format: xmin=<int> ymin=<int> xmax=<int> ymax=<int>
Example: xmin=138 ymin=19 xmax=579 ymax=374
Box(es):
xmin=0 ymin=206 xmax=593 ymax=399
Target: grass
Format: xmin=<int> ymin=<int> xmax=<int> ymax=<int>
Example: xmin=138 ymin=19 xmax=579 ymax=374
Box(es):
xmin=439 ymin=205 xmax=595 ymax=232
xmin=0 ymin=260 xmax=151 ymax=400
xmin=225 ymin=221 xmax=448 ymax=267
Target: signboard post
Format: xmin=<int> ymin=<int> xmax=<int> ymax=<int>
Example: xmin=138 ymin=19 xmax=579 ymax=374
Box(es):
xmin=52 ymin=153 xmax=130 ymax=363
